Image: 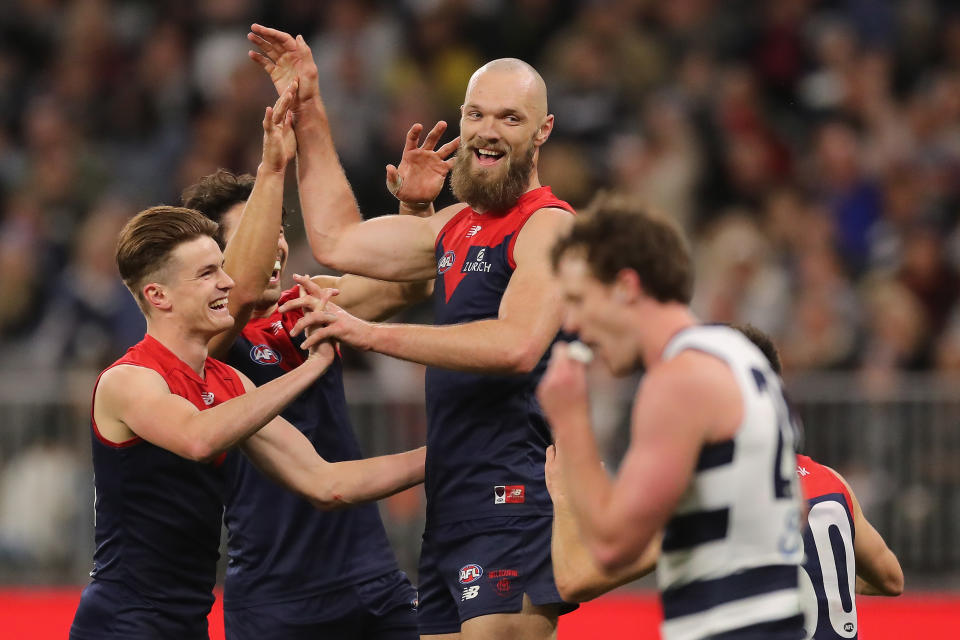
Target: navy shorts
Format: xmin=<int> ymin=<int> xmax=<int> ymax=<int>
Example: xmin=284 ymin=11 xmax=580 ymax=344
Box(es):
xmin=70 ymin=579 xmax=210 ymax=640
xmin=223 ymin=570 xmax=418 ymax=640
xmin=416 ymin=516 xmax=576 ymax=635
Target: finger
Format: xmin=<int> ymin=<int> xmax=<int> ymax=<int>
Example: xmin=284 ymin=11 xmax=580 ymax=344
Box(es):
xmin=277 ymin=296 xmax=314 ymax=315
xmin=421 ymin=121 xmax=447 ymax=151
xmin=263 ymin=106 xmax=273 ymax=132
xmin=385 ymin=164 xmax=400 ymax=191
xmin=295 ymin=34 xmax=314 ymax=56
xmin=248 ymin=50 xmax=277 ymax=73
xmin=546 ymin=444 xmax=556 ymax=462
xmin=436 ymin=136 xmax=461 ymax=159
xmin=301 ymin=326 xmax=336 ymax=350
xmin=444 ymin=157 xmax=458 ymax=170
xmin=273 ymin=81 xmax=297 ymax=123
xmin=293 ymin=273 xmax=340 ymax=299
xmin=247 ymin=33 xmax=279 ymax=62
xmin=403 ymin=123 xmax=423 ymax=151
xmin=251 ymin=24 xmax=298 ymax=52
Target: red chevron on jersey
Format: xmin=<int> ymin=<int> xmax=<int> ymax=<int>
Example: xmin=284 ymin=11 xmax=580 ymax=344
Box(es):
xmin=435 ymin=187 xmax=574 ymax=303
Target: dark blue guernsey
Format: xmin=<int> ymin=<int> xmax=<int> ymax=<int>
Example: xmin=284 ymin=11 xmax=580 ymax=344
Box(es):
xmin=426 ymin=187 xmax=575 ymax=526
xmin=221 ymin=286 xmax=399 ymax=609
xmin=73 ymin=335 xmax=242 ymax=638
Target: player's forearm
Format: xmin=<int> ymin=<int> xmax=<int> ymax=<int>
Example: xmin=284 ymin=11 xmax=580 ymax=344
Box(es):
xmin=552 ymin=498 xmax=619 ymax=602
xmin=209 ymin=166 xmax=287 ymax=359
xmin=336 ymin=275 xmax=434 ymax=322
xmin=294 ymin=106 xmax=365 ymax=267
xmin=188 ymin=357 xmax=329 ymax=460
xmin=856 ymin=549 xmax=904 ymax=596
xmin=555 ymin=417 xmax=653 ymax=572
xmin=316 ymin=447 xmax=426 ymax=509
xmin=365 ymin=319 xmax=548 ymax=374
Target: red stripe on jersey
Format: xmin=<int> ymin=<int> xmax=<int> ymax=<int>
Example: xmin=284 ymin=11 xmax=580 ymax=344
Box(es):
xmin=797 ymin=454 xmax=853 ymax=514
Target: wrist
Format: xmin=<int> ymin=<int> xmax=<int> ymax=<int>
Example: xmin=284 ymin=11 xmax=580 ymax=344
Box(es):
xmin=257 ymin=161 xmax=287 ymax=177
xmin=399 ymin=200 xmax=432 ymax=217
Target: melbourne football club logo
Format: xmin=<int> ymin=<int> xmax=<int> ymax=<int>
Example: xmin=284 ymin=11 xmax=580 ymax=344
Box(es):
xmin=250 ymin=344 xmax=281 ymax=365
xmin=437 ymin=250 xmax=456 ymax=274
xmin=459 ymin=563 xmax=483 ymax=585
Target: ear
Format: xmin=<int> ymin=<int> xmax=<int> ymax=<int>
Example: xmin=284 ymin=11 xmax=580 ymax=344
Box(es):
xmin=143 ymin=282 xmax=172 ymax=312
xmin=613 ymin=268 xmax=643 ymax=304
xmin=534 ymin=114 xmax=554 ymax=147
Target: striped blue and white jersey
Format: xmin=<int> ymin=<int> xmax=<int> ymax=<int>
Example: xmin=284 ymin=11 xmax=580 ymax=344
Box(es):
xmin=658 ymin=325 xmax=805 ymax=640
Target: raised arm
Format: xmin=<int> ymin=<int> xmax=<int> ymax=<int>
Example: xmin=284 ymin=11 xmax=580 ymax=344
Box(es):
xmin=539 ymin=350 xmax=717 ymax=572
xmin=283 ymin=209 xmax=574 ymax=374
xmin=93 ymin=345 xmax=333 ymax=463
xmin=208 ymin=82 xmax=298 ymax=359
xmin=247 ymin=25 xmax=455 ymax=281
xmin=828 ymin=469 xmax=905 ymax=596
xmin=546 ymin=444 xmax=659 ymax=602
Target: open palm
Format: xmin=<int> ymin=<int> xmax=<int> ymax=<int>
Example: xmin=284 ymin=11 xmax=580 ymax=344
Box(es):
xmin=387 ymin=121 xmax=461 ymax=206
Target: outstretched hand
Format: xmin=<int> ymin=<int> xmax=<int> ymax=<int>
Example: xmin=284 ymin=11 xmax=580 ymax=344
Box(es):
xmin=386 ymin=121 xmax=460 ymax=210
xmin=248 ymin=24 xmax=319 ymax=115
xmin=261 ymin=79 xmax=299 ymax=172
xmin=279 ymin=275 xmax=374 ymax=352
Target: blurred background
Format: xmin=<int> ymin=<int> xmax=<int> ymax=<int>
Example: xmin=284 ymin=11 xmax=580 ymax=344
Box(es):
xmin=1 ymin=0 xmax=959 ymax=610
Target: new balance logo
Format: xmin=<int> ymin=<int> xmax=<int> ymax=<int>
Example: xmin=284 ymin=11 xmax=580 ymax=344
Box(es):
xmin=466 ymin=225 xmax=482 ymax=237
xmin=201 ymin=391 xmax=215 ymax=406
xmin=796 ymin=466 xmax=810 ymax=477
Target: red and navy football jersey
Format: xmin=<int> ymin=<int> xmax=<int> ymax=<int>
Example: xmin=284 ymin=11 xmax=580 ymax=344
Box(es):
xmin=85 ymin=335 xmax=243 ymax=625
xmin=221 ymin=286 xmax=400 ymax=608
xmin=797 ymin=454 xmax=858 ymax=639
xmin=426 ymin=187 xmax=575 ymax=525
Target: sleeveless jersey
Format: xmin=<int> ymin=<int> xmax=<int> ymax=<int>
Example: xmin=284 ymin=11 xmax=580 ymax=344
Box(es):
xmin=796 ymin=454 xmax=858 ymax=640
xmin=222 ymin=286 xmax=399 ymax=608
xmin=426 ymin=186 xmax=575 ymax=526
xmin=659 ymin=325 xmax=805 ymax=640
xmin=87 ymin=334 xmax=243 ymax=621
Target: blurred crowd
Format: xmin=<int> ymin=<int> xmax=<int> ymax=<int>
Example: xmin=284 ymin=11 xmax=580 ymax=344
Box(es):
xmin=2 ymin=0 xmax=960 ymax=383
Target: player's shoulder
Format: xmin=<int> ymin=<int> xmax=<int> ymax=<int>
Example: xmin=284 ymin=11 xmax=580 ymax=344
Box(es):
xmin=96 ymin=363 xmax=171 ymax=410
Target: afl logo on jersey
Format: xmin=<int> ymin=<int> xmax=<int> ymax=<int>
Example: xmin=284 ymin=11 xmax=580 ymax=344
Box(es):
xmin=437 ymin=250 xmax=456 ymax=274
xmin=459 ymin=564 xmax=483 ymax=584
xmin=250 ymin=344 xmax=281 ymax=365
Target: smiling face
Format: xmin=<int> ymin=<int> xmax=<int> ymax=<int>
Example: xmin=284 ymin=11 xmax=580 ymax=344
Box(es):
xmin=450 ymin=61 xmax=553 ymax=212
xmin=218 ymin=201 xmax=289 ymax=311
xmin=556 ymin=253 xmax=642 ymax=377
xmin=150 ymin=235 xmax=235 ymax=335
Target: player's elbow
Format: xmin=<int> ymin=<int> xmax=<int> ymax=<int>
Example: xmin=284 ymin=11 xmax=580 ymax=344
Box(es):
xmin=554 ymin=572 xmax=602 ymax=603
xmin=881 ymin=564 xmax=905 ymax=596
xmin=503 ymin=340 xmax=546 ymax=374
xmin=185 ymin=440 xmax=220 ymax=464
xmin=592 ymin=541 xmax=634 ymax=574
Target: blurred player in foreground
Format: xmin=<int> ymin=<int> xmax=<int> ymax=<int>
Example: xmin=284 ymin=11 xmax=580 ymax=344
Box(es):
xmin=247 ymin=24 xmax=576 ymax=639
xmin=546 ymin=320 xmax=904 ymax=639
xmin=539 ymin=202 xmax=805 ymax=639
xmin=183 ymin=162 xmax=433 ymax=639
xmin=69 ymin=88 xmax=424 ymax=640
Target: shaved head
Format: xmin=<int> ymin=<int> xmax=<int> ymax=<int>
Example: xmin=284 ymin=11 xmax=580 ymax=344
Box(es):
xmin=466 ymin=58 xmax=548 ymax=121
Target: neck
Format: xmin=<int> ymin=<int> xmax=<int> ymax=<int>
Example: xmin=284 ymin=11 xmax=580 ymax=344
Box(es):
xmin=145 ymin=320 xmax=211 ymax=377
xmin=634 ymin=302 xmax=697 ymax=368
xmin=250 ymin=301 xmax=279 ymax=320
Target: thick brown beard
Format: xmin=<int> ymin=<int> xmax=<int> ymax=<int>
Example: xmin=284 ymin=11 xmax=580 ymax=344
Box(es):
xmin=449 ymin=139 xmax=536 ymax=212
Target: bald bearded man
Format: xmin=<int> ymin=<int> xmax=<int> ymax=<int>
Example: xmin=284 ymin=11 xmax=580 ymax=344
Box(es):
xmin=248 ymin=26 xmax=576 ymax=640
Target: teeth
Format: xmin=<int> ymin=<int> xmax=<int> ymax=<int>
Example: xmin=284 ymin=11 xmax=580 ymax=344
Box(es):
xmin=274 ymin=259 xmax=282 ymax=270
xmin=210 ymin=297 xmax=228 ymax=309
xmin=477 ymin=149 xmax=502 ymax=156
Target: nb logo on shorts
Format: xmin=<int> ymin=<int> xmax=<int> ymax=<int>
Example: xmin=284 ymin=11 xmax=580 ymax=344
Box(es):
xmin=461 ymin=585 xmax=480 ymax=601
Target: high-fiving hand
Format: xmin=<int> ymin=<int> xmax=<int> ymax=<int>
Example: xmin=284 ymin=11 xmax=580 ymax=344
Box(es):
xmin=386 ymin=121 xmax=460 ymax=210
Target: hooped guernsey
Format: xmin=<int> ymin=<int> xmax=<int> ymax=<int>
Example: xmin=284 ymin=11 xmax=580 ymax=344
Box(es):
xmin=426 ymin=186 xmax=575 ymax=526
xmin=77 ymin=335 xmax=243 ymax=634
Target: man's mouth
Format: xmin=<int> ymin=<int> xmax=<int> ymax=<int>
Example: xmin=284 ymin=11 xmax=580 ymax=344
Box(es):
xmin=269 ymin=258 xmax=282 ymax=284
xmin=209 ymin=296 xmax=229 ymax=312
xmin=474 ymin=147 xmax=505 ymax=166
